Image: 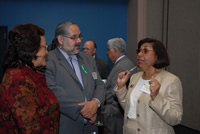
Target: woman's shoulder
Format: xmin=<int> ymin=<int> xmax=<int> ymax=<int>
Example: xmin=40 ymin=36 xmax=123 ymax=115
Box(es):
xmin=4 ymin=68 xmax=22 ymax=79
xmin=1 ymin=68 xmax=22 ymax=89
xmin=160 ymin=70 xmax=180 ymax=79
xmin=159 ymin=70 xmax=182 ymax=84
xmin=3 ymin=67 xmax=36 ymax=82
xmin=1 ymin=67 xmax=38 ymax=90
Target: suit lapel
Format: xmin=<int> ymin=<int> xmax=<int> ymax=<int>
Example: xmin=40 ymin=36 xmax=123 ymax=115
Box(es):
xmin=55 ymin=48 xmax=80 ymax=83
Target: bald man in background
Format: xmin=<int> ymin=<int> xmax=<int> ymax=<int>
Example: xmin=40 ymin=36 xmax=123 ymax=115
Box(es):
xmin=83 ymin=40 xmax=110 ymax=80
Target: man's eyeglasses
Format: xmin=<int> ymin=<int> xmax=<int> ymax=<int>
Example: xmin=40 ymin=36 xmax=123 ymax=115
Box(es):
xmin=82 ymin=47 xmax=94 ymax=51
xmin=66 ymin=33 xmax=83 ymax=40
xmin=136 ymin=48 xmax=153 ymax=54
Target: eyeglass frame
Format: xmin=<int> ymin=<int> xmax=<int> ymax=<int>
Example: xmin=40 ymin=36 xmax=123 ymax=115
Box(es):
xmin=82 ymin=47 xmax=95 ymax=51
xmin=65 ymin=33 xmax=83 ymax=40
xmin=136 ymin=48 xmax=154 ymax=54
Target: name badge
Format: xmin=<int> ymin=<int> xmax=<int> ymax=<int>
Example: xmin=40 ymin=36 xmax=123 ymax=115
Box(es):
xmin=140 ymin=84 xmax=150 ymax=94
xmin=92 ymin=72 xmax=97 ymax=79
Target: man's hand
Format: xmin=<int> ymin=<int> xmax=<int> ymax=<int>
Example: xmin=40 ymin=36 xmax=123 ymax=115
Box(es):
xmin=89 ymin=113 xmax=97 ymax=124
xmin=78 ymin=100 xmax=98 ymax=119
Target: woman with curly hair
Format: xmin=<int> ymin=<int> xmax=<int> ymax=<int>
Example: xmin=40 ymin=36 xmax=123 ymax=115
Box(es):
xmin=0 ymin=23 xmax=59 ymax=134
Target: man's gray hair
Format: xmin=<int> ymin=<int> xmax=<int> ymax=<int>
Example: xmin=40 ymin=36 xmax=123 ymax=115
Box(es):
xmin=55 ymin=21 xmax=76 ymax=39
xmin=107 ymin=38 xmax=126 ymax=54
xmin=49 ymin=21 xmax=78 ymax=50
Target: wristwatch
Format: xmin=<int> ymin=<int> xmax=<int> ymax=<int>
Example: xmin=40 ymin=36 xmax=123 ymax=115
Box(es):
xmin=92 ymin=98 xmax=101 ymax=108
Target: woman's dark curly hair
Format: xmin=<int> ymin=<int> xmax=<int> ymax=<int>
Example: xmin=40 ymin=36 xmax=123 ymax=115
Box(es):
xmin=138 ymin=38 xmax=170 ymax=69
xmin=3 ymin=23 xmax=45 ymax=72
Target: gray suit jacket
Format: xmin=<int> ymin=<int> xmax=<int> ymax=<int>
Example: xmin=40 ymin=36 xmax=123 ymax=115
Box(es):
xmin=104 ymin=56 xmax=135 ymax=117
xmin=45 ymin=48 xmax=105 ymax=134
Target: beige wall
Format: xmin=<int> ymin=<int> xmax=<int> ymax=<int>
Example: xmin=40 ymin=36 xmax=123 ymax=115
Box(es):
xmin=127 ymin=0 xmax=200 ymax=131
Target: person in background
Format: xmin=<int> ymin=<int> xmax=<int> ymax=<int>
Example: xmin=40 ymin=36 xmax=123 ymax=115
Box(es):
xmin=103 ymin=38 xmax=136 ymax=134
xmin=83 ymin=40 xmax=110 ymax=80
xmin=0 ymin=23 xmax=59 ymax=133
xmin=115 ymin=38 xmax=183 ymax=134
xmin=83 ymin=40 xmax=110 ymax=131
xmin=45 ymin=21 xmax=105 ymax=134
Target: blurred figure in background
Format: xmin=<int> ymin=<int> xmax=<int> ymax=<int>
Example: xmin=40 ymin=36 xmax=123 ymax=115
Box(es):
xmin=83 ymin=40 xmax=110 ymax=80
xmin=103 ymin=38 xmax=136 ymax=134
xmin=0 ymin=23 xmax=59 ymax=133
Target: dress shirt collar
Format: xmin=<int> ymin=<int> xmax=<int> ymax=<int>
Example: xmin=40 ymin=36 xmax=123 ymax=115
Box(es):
xmin=115 ymin=55 xmax=125 ymax=64
xmin=58 ymin=47 xmax=78 ymax=61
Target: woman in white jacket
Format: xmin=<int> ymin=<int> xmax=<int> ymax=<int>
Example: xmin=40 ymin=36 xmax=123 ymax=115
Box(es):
xmin=114 ymin=38 xmax=183 ymax=134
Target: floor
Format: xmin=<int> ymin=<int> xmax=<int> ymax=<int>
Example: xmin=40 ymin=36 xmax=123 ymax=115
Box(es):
xmin=97 ymin=125 xmax=200 ymax=134
xmin=174 ymin=125 xmax=200 ymax=134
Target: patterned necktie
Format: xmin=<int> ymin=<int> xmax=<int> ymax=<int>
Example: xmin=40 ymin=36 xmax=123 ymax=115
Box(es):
xmin=69 ymin=56 xmax=75 ymax=72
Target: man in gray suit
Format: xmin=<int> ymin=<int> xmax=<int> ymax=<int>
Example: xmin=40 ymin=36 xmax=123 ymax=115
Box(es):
xmin=103 ymin=38 xmax=136 ymax=134
xmin=83 ymin=40 xmax=110 ymax=80
xmin=45 ymin=21 xmax=105 ymax=134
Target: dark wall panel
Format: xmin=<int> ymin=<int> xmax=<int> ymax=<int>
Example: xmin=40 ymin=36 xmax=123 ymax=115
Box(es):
xmin=167 ymin=0 xmax=200 ymax=131
xmin=0 ymin=26 xmax=8 ymax=82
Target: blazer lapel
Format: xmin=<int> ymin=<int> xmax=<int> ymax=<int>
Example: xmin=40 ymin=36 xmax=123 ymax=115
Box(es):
xmin=127 ymin=72 xmax=143 ymax=98
xmin=55 ymin=48 xmax=80 ymax=83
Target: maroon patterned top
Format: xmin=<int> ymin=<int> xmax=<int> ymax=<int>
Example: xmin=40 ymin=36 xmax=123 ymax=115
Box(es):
xmin=0 ymin=66 xmax=59 ymax=134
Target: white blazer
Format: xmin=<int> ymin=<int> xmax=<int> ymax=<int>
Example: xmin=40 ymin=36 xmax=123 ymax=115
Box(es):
xmin=114 ymin=70 xmax=183 ymax=134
